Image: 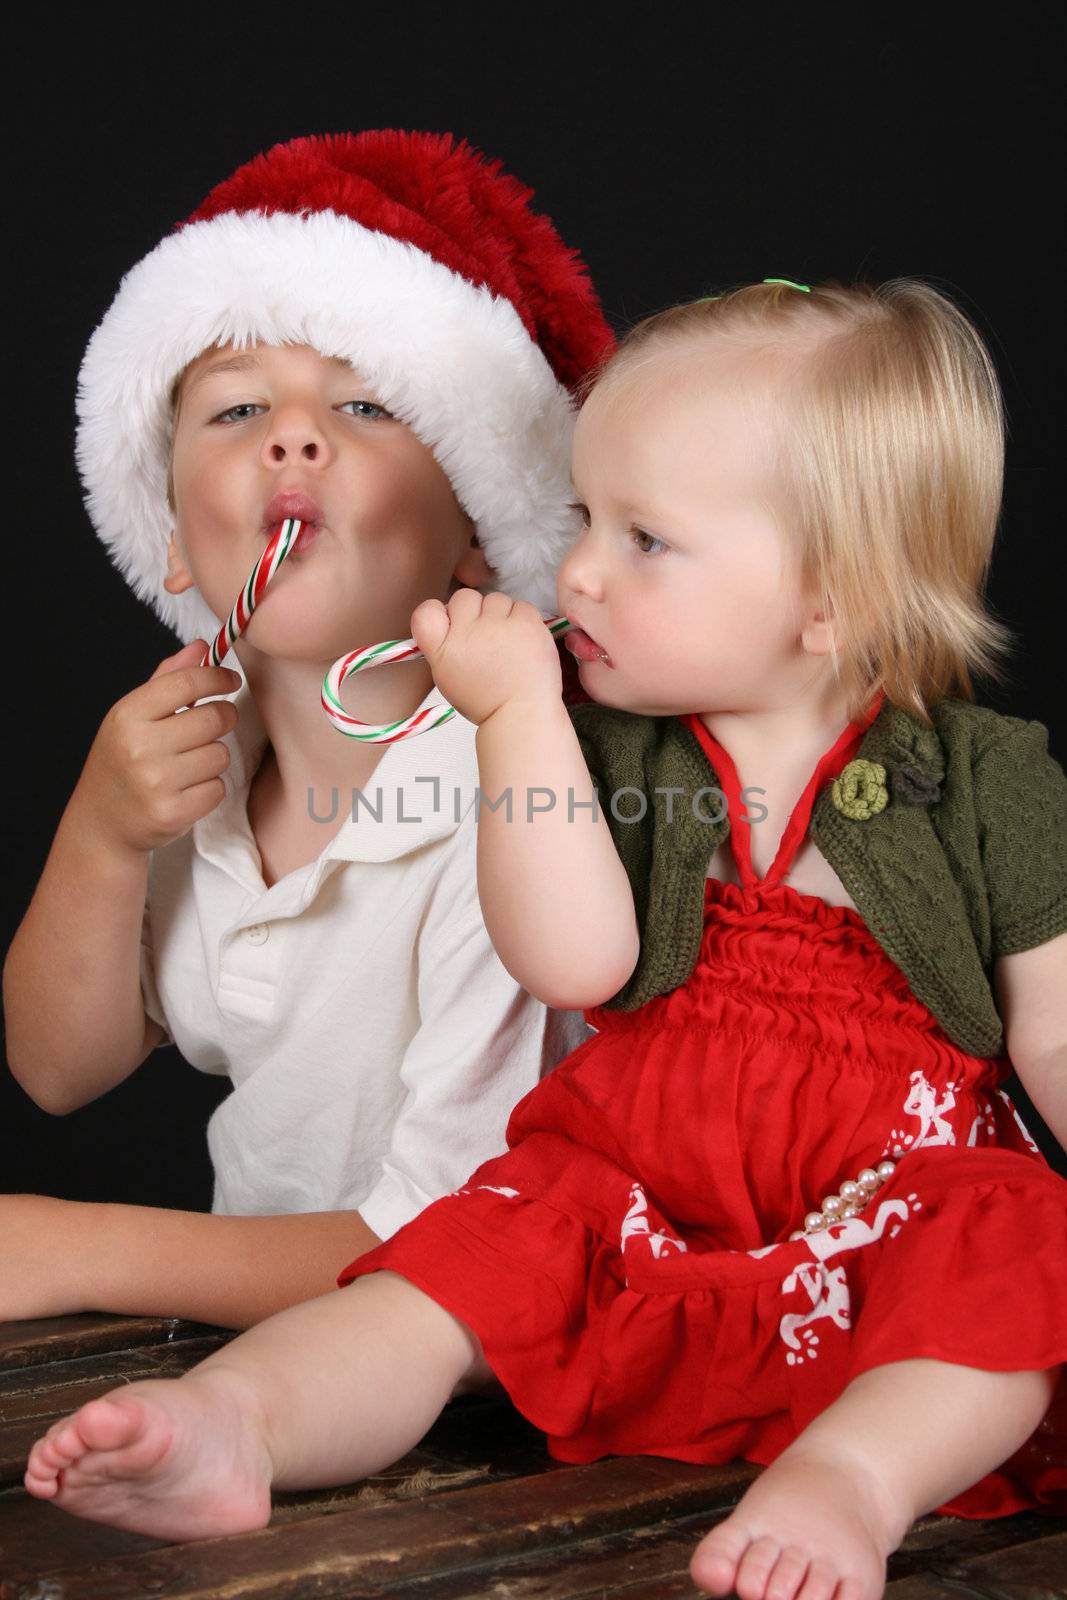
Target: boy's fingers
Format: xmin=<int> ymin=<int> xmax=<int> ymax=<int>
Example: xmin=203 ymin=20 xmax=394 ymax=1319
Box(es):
xmin=147 ymin=640 xmax=208 ymax=682
xmin=141 ymin=661 xmax=242 ymax=719
xmin=162 ymin=699 xmax=239 ymax=755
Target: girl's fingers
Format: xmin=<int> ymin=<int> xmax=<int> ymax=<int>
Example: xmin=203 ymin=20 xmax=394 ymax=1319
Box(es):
xmin=410 ymin=598 xmax=452 ymax=659
xmin=444 ymin=588 xmax=485 ymax=624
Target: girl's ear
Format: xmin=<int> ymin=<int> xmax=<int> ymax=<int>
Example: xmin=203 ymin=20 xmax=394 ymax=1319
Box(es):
xmin=452 ymin=531 xmax=495 ymax=590
xmin=162 ymin=534 xmax=196 ymax=595
xmin=801 ymin=595 xmax=842 ymax=658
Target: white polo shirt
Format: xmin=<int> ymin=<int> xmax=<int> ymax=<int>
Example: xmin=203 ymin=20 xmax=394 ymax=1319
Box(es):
xmin=140 ymin=681 xmax=589 ymax=1236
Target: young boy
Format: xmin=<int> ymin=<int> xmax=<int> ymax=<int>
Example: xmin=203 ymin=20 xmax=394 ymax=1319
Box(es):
xmin=2 ymin=129 xmax=614 ymax=1329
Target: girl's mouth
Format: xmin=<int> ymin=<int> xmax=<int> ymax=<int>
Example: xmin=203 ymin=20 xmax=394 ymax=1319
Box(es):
xmin=564 ymin=626 xmax=613 ymax=667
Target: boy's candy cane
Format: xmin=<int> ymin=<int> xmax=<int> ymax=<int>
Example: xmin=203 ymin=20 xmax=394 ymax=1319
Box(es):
xmin=200 ymin=519 xmax=303 ymax=668
xmin=198 ymin=518 xmax=573 ymax=743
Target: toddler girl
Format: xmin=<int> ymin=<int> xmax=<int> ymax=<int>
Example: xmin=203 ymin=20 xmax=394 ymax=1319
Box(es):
xmin=24 ymin=279 xmax=1067 ymax=1600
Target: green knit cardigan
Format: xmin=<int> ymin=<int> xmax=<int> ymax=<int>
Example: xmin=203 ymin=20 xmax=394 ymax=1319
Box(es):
xmin=567 ymin=697 xmax=1067 ymax=1059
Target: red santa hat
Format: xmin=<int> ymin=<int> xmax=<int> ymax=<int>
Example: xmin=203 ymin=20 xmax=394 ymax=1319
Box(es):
xmin=76 ymin=130 xmax=615 ymax=645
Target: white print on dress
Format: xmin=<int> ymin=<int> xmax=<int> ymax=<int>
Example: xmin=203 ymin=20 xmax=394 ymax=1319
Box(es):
xmin=621 ymin=1182 xmax=688 ymax=1260
xmin=454 ymin=1184 xmax=520 ymax=1198
xmin=882 ymin=1069 xmax=959 ymax=1158
xmin=996 ymin=1088 xmax=1040 ymax=1155
xmin=966 ymin=1097 xmax=997 ymax=1146
xmin=780 ymin=1263 xmax=850 ymax=1365
xmin=778 ymin=1194 xmax=923 ymax=1366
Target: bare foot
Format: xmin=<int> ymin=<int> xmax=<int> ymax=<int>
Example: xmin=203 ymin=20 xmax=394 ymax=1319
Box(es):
xmin=23 ymin=1371 xmax=272 ymax=1540
xmin=690 ymin=1451 xmax=899 ymax=1600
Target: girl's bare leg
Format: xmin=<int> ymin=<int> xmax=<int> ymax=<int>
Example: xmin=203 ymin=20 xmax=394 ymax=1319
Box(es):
xmin=23 ymin=1272 xmax=484 ymax=1541
xmin=690 ymin=1358 xmax=1058 ymax=1600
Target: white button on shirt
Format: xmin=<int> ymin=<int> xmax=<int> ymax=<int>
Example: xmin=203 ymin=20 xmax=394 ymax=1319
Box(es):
xmin=139 ymin=680 xmax=589 ymax=1237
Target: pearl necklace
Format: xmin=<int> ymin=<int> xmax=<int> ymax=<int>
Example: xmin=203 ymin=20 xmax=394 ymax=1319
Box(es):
xmin=789 ymin=1158 xmax=898 ymax=1241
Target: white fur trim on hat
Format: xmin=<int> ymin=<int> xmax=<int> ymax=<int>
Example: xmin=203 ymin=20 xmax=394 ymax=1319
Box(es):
xmin=76 ymin=209 xmax=581 ymax=644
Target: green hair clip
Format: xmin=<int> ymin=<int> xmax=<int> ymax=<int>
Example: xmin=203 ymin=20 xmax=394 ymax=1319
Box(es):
xmin=694 ymin=277 xmax=811 ymax=305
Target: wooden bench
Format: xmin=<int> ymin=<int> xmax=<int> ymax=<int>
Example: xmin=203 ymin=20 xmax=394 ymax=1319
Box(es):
xmin=0 ymin=1315 xmax=1063 ymax=1598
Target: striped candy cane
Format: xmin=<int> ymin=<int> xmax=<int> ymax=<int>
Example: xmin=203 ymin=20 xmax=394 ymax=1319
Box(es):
xmin=196 ymin=516 xmax=573 ymax=742
xmin=200 ymin=518 xmax=303 ymax=667
xmin=322 ymin=616 xmax=574 ymax=743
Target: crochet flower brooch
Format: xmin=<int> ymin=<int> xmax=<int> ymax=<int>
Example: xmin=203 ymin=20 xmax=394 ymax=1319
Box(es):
xmin=831 ymin=759 xmax=889 ymax=821
xmin=831 ymin=758 xmax=943 ymax=821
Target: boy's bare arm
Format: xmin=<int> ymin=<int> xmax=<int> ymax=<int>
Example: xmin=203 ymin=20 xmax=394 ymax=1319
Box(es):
xmin=3 ymin=806 xmax=158 ymax=1112
xmin=1 ymin=1196 xmax=381 ymax=1329
xmin=474 ymin=697 xmax=639 ymax=1012
xmin=3 ymin=642 xmax=241 ymax=1114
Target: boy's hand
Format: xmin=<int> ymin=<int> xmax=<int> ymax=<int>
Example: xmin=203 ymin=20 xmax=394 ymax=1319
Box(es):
xmin=71 ymin=640 xmax=243 ymax=858
xmin=410 ymin=590 xmax=562 ymax=727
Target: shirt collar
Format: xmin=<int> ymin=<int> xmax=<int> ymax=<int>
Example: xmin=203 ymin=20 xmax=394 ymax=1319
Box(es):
xmin=195 ymin=679 xmax=480 ymax=873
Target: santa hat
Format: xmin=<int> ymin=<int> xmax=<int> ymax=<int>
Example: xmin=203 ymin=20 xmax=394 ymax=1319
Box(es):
xmin=76 ymin=130 xmax=615 ymax=645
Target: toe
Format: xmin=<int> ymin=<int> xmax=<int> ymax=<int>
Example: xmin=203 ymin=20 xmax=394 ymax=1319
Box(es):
xmin=736 ymin=1535 xmax=784 ymax=1600
xmin=23 ymin=1455 xmax=59 ymax=1497
xmin=47 ymin=1421 xmax=89 ymax=1463
xmin=690 ymin=1518 xmax=752 ymax=1595
xmin=75 ymin=1396 xmax=146 ymax=1454
xmin=830 ymin=1580 xmax=871 ymax=1600
xmin=795 ymin=1559 xmax=841 ymax=1600
xmin=765 ymin=1545 xmax=811 ymax=1600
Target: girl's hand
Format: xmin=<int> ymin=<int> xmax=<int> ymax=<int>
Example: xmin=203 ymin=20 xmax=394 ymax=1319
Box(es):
xmin=410 ymin=589 xmax=563 ymax=727
xmin=70 ymin=642 xmax=243 ymax=859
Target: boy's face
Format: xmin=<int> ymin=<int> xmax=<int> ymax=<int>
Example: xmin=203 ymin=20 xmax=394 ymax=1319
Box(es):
xmin=559 ymin=339 xmax=836 ymax=718
xmin=166 ymin=342 xmax=488 ymax=662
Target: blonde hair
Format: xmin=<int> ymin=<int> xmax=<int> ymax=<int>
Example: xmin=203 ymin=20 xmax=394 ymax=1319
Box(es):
xmin=586 ymin=279 xmax=1011 ymax=723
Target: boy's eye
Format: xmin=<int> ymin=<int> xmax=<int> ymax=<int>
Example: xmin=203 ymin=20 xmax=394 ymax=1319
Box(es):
xmin=338 ymin=400 xmax=392 ymax=420
xmin=213 ymin=403 xmax=265 ymax=424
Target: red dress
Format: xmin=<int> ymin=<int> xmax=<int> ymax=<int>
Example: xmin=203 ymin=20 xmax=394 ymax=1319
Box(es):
xmin=341 ymin=697 xmax=1067 ymax=1517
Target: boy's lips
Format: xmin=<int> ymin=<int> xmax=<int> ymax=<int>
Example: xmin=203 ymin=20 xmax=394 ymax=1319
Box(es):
xmin=263 ymin=491 xmax=324 ymax=530
xmin=263 ymin=491 xmax=325 ymax=556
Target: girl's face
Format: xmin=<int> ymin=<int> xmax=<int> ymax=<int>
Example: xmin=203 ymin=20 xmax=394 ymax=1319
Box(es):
xmin=167 ymin=342 xmax=485 ymax=662
xmin=559 ymin=341 xmax=828 ymax=718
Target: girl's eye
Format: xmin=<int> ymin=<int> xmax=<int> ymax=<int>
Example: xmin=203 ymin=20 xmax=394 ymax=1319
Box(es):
xmin=567 ymin=500 xmax=591 ymax=528
xmin=631 ymin=527 xmax=668 ymax=556
xmin=213 ymin=403 xmax=265 ymax=424
xmin=338 ymin=400 xmax=391 ymax=420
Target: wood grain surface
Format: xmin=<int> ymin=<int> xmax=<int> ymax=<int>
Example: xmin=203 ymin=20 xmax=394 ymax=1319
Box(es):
xmin=1 ymin=1316 xmax=1063 ymax=1599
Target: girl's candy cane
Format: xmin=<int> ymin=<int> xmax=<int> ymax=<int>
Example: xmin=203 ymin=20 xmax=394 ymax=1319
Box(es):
xmin=322 ymin=616 xmax=574 ymax=743
xmin=196 ymin=515 xmax=573 ymax=742
xmin=200 ymin=518 xmax=303 ymax=667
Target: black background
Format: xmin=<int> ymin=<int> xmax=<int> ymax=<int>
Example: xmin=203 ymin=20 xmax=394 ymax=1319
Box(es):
xmin=2 ymin=9 xmax=1063 ymax=1204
